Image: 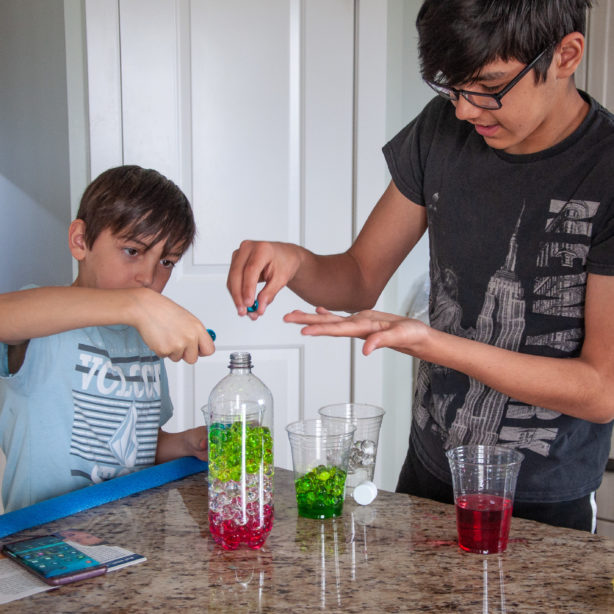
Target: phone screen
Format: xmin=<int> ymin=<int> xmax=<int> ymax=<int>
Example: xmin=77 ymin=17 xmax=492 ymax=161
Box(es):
xmin=2 ymin=535 xmax=107 ymax=585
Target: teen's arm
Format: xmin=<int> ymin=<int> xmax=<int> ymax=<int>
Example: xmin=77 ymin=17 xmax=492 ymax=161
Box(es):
xmin=0 ymin=286 xmax=214 ymax=363
xmin=155 ymin=427 xmax=208 ymax=464
xmin=285 ymin=273 xmax=614 ymax=424
xmin=227 ymin=181 xmax=427 ymax=317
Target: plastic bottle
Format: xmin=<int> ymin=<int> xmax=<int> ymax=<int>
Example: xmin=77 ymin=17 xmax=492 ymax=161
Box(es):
xmin=206 ymin=352 xmax=274 ymax=550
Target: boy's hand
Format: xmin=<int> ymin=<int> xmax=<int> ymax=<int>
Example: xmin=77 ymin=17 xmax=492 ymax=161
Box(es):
xmin=181 ymin=426 xmax=208 ymax=461
xmin=284 ymin=307 xmax=429 ymax=356
xmin=155 ymin=427 xmax=208 ymax=464
xmin=227 ymin=240 xmax=303 ymax=319
xmin=128 ymin=288 xmax=215 ymax=363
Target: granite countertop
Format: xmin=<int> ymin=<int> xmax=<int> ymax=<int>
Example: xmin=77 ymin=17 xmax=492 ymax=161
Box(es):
xmin=1 ymin=468 xmax=613 ymax=613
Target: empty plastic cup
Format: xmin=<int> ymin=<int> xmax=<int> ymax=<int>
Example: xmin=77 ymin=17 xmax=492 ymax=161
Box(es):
xmin=446 ymin=445 xmax=524 ymax=554
xmin=286 ymin=419 xmax=356 ymax=519
xmin=318 ymin=403 xmax=385 ymax=493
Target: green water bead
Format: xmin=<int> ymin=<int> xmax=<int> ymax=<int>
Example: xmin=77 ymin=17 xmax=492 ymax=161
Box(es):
xmin=295 ymin=464 xmax=346 ymax=499
xmin=295 ymin=465 xmax=346 ymax=519
xmin=208 ymin=422 xmax=273 ymax=480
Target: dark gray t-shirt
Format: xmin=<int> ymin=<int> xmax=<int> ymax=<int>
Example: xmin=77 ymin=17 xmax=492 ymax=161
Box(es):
xmin=383 ymin=93 xmax=614 ymax=503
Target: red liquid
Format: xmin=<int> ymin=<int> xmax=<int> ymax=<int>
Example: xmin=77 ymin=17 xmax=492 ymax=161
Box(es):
xmin=455 ymin=494 xmax=512 ymax=554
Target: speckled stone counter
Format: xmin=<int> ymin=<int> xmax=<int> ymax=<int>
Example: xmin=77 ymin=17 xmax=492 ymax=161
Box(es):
xmin=2 ymin=468 xmax=613 ymax=613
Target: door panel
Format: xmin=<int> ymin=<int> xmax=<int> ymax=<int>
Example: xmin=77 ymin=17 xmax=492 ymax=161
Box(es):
xmin=85 ymin=0 xmax=353 ymax=470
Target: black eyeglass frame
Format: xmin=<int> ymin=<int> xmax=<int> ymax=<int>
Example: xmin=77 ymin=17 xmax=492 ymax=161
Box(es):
xmin=424 ymin=48 xmax=550 ymax=110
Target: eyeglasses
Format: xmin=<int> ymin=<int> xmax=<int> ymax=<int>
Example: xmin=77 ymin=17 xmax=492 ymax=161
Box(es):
xmin=424 ymin=48 xmax=549 ymax=110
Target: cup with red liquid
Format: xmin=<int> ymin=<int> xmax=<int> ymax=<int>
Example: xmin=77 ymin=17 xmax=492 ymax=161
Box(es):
xmin=446 ymin=445 xmax=524 ymax=554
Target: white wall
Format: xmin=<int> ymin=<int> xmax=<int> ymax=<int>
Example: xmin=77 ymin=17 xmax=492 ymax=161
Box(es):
xmin=0 ymin=0 xmax=74 ymax=293
xmin=585 ymin=0 xmax=614 ymax=110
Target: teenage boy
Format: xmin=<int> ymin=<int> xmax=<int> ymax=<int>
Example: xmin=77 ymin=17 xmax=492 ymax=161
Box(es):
xmin=226 ymin=0 xmax=614 ymax=531
xmin=0 ymin=165 xmax=214 ymax=513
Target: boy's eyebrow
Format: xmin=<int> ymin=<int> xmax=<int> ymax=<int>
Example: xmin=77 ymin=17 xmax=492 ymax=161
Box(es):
xmin=475 ymin=69 xmax=511 ymax=82
xmin=121 ymin=233 xmax=186 ymax=258
xmin=120 ymin=236 xmax=151 ymax=248
xmin=164 ymin=250 xmax=183 ymax=259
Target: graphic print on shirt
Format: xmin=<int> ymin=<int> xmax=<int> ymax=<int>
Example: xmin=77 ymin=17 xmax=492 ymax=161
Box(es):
xmin=445 ymin=208 xmax=527 ymax=450
xmin=414 ymin=196 xmax=601 ymax=457
xmin=70 ymin=342 xmax=162 ymax=484
xmin=527 ymin=198 xmax=599 ymax=348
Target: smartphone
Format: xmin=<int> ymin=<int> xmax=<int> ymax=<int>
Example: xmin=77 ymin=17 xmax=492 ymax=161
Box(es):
xmin=2 ymin=534 xmax=107 ymax=586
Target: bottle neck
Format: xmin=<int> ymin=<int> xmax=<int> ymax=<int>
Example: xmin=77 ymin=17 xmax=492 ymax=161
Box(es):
xmin=228 ymin=367 xmax=252 ymax=374
xmin=228 ymin=351 xmax=253 ymax=370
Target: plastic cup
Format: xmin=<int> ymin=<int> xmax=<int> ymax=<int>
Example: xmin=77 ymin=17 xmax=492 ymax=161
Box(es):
xmin=446 ymin=445 xmax=524 ymax=554
xmin=286 ymin=419 xmax=356 ymax=519
xmin=318 ymin=403 xmax=385 ymax=493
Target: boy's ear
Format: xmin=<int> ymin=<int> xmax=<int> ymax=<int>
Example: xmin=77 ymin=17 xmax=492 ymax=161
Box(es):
xmin=554 ymin=32 xmax=585 ymax=80
xmin=68 ymin=219 xmax=88 ymax=261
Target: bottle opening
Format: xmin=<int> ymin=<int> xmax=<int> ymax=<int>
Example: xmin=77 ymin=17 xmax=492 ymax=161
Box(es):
xmin=229 ymin=352 xmax=253 ymax=369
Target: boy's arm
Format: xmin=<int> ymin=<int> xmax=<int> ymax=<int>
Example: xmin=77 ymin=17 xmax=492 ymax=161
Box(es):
xmin=155 ymin=427 xmax=208 ymax=464
xmin=227 ymin=181 xmax=427 ymax=317
xmin=285 ymin=273 xmax=614 ymax=423
xmin=0 ymin=286 xmax=214 ymax=363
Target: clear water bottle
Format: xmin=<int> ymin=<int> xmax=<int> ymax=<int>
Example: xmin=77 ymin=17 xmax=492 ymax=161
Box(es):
xmin=205 ymin=352 xmax=274 ymax=550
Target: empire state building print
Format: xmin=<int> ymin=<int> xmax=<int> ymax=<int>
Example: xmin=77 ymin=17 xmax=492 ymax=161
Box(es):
xmin=446 ymin=209 xmax=526 ymax=449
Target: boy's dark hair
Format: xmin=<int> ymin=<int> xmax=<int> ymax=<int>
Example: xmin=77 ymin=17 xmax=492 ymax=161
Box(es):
xmin=77 ymin=165 xmax=196 ymax=257
xmin=417 ymin=0 xmax=592 ymax=86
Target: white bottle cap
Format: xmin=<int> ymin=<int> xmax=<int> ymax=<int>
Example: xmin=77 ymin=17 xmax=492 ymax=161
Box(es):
xmin=352 ymin=480 xmax=378 ymax=506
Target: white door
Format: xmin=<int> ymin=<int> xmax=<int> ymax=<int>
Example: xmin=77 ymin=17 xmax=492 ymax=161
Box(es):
xmin=84 ymin=0 xmax=355 ymax=469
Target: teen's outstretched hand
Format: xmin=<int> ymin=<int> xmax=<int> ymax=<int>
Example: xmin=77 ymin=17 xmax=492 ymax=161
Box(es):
xmin=227 ymin=240 xmax=304 ymax=319
xmin=284 ymin=307 xmax=430 ymax=356
xmin=128 ymin=288 xmax=215 ymax=363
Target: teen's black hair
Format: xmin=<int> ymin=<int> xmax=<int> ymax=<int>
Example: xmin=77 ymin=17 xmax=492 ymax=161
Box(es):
xmin=416 ymin=0 xmax=592 ymax=86
xmin=77 ymin=165 xmax=196 ymax=257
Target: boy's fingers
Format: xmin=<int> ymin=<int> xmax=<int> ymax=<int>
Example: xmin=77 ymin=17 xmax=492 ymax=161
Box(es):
xmin=227 ymin=248 xmax=251 ymax=313
xmin=228 ymin=241 xmax=292 ymax=317
xmin=183 ymin=352 xmax=196 ymax=365
xmin=254 ymin=278 xmax=286 ymax=315
xmin=228 ymin=242 xmax=263 ymax=312
xmin=198 ymin=334 xmax=215 ymax=357
xmin=284 ymin=309 xmax=343 ymax=325
xmin=167 ymin=349 xmax=184 ymax=362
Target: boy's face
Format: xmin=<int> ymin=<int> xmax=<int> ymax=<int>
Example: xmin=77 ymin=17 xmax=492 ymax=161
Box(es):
xmin=72 ymin=226 xmax=183 ymax=293
xmin=450 ymin=56 xmax=561 ymax=155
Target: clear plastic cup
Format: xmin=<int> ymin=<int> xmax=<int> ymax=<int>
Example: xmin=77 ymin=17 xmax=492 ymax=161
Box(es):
xmin=318 ymin=403 xmax=385 ymax=493
xmin=286 ymin=419 xmax=356 ymax=519
xmin=446 ymin=445 xmax=524 ymax=554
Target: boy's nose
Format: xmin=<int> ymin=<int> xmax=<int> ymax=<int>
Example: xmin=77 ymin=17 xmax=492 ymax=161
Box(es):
xmin=136 ymin=263 xmax=156 ymax=288
xmin=453 ymin=96 xmax=483 ymax=122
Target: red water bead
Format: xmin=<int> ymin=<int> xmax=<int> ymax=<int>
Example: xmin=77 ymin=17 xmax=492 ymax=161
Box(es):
xmin=208 ymin=511 xmax=241 ymax=550
xmin=245 ymin=527 xmax=269 ymax=549
xmin=245 ymin=510 xmax=274 ymax=549
xmin=245 ymin=501 xmax=260 ymax=516
xmin=220 ymin=520 xmax=242 ymax=550
xmin=263 ymin=505 xmax=274 ymax=530
xmin=208 ymin=510 xmax=222 ymax=527
xmin=209 ymin=504 xmax=274 ymax=550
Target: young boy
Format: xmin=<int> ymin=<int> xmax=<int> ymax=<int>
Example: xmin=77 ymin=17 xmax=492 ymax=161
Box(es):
xmin=0 ymin=165 xmax=215 ymax=513
xmin=226 ymin=0 xmax=614 ymax=531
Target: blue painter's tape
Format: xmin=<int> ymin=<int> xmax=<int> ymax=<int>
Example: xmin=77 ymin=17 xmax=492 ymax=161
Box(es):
xmin=0 ymin=457 xmax=207 ymax=539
